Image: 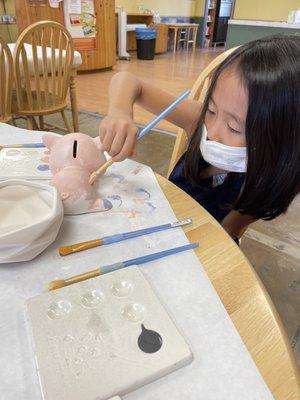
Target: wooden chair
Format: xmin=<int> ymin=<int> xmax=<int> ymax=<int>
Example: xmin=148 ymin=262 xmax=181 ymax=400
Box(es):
xmin=186 ymin=25 xmax=199 ymax=51
xmin=0 ymin=34 xmax=13 ymax=124
xmin=12 ymin=21 xmax=74 ymax=132
xmin=167 ymin=47 xmax=238 ymax=177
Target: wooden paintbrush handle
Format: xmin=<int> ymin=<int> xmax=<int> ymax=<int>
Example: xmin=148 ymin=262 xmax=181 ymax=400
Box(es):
xmin=89 ymin=158 xmax=114 ymax=184
xmin=97 ymin=157 xmax=114 ymax=175
xmin=59 ymin=239 xmax=103 ymax=256
xmin=64 ymin=268 xmax=101 ymax=286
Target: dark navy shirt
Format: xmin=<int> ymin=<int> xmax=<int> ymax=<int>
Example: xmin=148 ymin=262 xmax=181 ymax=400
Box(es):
xmin=169 ymin=154 xmax=245 ymax=222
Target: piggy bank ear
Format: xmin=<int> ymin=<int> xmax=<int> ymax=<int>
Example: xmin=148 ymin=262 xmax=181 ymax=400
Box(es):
xmin=42 ymin=134 xmax=59 ymax=150
xmin=93 ymin=136 xmax=104 ymax=151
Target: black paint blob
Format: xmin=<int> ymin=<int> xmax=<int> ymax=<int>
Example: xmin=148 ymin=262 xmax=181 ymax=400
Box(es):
xmin=73 ymin=140 xmax=78 ymax=158
xmin=137 ymin=324 xmax=163 ymax=354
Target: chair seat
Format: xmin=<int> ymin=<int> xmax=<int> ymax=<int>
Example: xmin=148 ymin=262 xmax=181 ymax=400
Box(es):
xmin=8 ymin=43 xmax=82 ymax=73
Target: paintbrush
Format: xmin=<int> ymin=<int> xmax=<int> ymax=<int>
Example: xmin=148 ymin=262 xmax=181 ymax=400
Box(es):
xmin=0 ymin=143 xmax=45 ymax=151
xmin=89 ymin=89 xmax=191 ymax=184
xmin=59 ymin=218 xmax=192 ymax=256
xmin=49 ymin=242 xmax=199 ymax=291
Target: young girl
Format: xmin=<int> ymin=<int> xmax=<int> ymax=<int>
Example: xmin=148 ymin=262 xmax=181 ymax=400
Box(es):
xmin=98 ymin=34 xmax=300 ymax=241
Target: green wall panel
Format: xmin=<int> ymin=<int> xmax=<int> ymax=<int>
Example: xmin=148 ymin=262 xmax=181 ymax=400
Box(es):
xmin=226 ymin=24 xmax=300 ymax=49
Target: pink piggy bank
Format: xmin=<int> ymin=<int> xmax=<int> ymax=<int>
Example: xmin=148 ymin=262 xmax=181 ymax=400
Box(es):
xmin=42 ymin=133 xmax=112 ymax=215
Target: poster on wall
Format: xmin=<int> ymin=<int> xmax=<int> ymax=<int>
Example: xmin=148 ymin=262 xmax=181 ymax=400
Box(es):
xmin=63 ymin=0 xmax=97 ymax=38
xmin=63 ymin=0 xmax=97 ymax=51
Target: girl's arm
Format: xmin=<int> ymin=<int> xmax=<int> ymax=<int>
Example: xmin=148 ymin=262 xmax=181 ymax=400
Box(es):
xmin=221 ymin=210 xmax=256 ymax=240
xmin=99 ymin=71 xmax=201 ymax=161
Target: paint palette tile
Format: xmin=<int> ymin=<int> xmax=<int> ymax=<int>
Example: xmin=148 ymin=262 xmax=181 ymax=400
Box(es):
xmin=26 ymin=267 xmax=193 ymax=400
xmin=0 ymin=148 xmax=52 ymax=180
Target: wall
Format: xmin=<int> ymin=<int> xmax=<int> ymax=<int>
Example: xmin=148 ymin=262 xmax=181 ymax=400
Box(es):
xmin=195 ymin=0 xmax=205 ymax=17
xmin=225 ymin=24 xmax=300 ymax=49
xmin=0 ymin=0 xmax=18 ymax=42
xmin=233 ymin=0 xmax=300 ymax=22
xmin=116 ymin=0 xmax=203 ymax=17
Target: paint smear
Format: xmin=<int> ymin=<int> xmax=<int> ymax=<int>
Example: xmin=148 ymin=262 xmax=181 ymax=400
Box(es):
xmin=107 ymin=194 xmax=123 ymax=207
xmin=110 ymin=173 xmax=125 ymax=183
xmin=37 ymin=164 xmax=50 ymax=171
xmin=136 ymin=188 xmax=151 ymax=198
xmin=131 ymin=165 xmax=144 ymax=175
xmin=146 ymin=201 xmax=156 ymax=211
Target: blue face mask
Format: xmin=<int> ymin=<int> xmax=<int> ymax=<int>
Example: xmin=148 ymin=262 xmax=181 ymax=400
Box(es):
xmin=200 ymin=125 xmax=247 ymax=173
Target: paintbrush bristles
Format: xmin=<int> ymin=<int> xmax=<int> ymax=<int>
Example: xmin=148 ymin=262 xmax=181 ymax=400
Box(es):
xmin=48 ymin=269 xmax=101 ymax=291
xmin=59 ymin=239 xmax=102 ymax=256
xmin=89 ymin=158 xmax=114 ymax=185
xmin=48 ymin=280 xmax=66 ymax=291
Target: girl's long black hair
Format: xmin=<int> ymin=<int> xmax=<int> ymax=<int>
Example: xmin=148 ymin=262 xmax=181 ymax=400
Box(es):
xmin=184 ymin=34 xmax=300 ymax=220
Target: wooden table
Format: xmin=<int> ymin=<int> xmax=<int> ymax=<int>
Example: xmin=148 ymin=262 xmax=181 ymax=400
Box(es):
xmin=166 ymin=23 xmax=199 ymax=53
xmin=157 ymin=174 xmax=300 ymax=400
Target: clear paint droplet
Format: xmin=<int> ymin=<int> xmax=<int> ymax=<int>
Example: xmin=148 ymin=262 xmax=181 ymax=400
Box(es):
xmin=77 ymin=346 xmax=87 ymax=355
xmin=47 ymin=300 xmax=71 ymax=320
xmin=122 ymin=303 xmax=145 ymax=322
xmin=81 ymin=289 xmax=104 ymax=308
xmin=111 ymin=280 xmax=133 ymax=297
xmin=90 ymin=347 xmax=100 ymax=358
xmin=65 ymin=358 xmax=71 ymax=367
xmin=80 ymin=332 xmax=92 ymax=342
xmin=63 ymin=335 xmax=74 ymax=342
xmin=6 ymin=149 xmax=20 ymax=156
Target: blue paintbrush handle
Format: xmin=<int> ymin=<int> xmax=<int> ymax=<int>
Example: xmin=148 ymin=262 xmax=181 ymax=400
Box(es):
xmin=100 ymin=242 xmax=199 ymax=274
xmin=137 ymin=89 xmax=191 ymax=140
xmin=2 ymin=143 xmax=46 ymax=149
xmin=102 ymin=223 xmax=171 ymax=244
xmin=21 ymin=143 xmax=45 ymax=148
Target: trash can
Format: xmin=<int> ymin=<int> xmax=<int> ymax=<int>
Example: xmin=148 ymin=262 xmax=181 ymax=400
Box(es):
xmin=135 ymin=28 xmax=157 ymax=60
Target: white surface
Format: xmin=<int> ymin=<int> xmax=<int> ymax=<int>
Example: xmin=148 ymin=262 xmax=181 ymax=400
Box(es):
xmin=8 ymin=43 xmax=82 ymax=70
xmin=126 ymin=24 xmax=147 ymax=32
xmin=0 ymin=147 xmax=52 ymax=180
xmin=118 ymin=9 xmax=131 ymax=59
xmin=27 ymin=266 xmax=192 ymax=400
xmin=0 ymin=123 xmax=274 ymax=400
xmin=288 ymin=10 xmax=300 ymax=23
xmin=228 ymin=18 xmax=300 ymax=29
xmin=0 ymin=180 xmax=63 ymax=263
xmin=166 ymin=22 xmax=199 ymax=26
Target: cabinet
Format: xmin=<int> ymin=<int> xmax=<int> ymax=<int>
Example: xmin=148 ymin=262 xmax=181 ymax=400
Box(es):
xmin=14 ymin=0 xmax=116 ymax=71
xmin=213 ymin=16 xmax=230 ymax=44
xmin=204 ymin=1 xmax=217 ymax=47
xmin=202 ymin=0 xmax=232 ymax=47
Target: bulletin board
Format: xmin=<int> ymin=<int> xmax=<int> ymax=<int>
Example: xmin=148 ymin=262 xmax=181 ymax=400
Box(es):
xmin=63 ymin=0 xmax=96 ymax=50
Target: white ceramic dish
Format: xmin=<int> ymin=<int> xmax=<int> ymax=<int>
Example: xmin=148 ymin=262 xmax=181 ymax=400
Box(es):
xmin=0 ymin=180 xmax=63 ymax=263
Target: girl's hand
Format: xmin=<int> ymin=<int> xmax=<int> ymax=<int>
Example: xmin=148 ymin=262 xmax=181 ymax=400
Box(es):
xmin=99 ymin=113 xmax=139 ymax=162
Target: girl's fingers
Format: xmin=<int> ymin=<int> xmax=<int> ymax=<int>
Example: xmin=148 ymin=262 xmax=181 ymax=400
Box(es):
xmin=130 ymin=142 xmax=137 ymax=159
xmin=101 ymin=127 xmax=115 ymax=153
xmin=112 ymin=131 xmax=136 ymax=162
xmin=109 ymin=130 xmax=127 ymax=158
